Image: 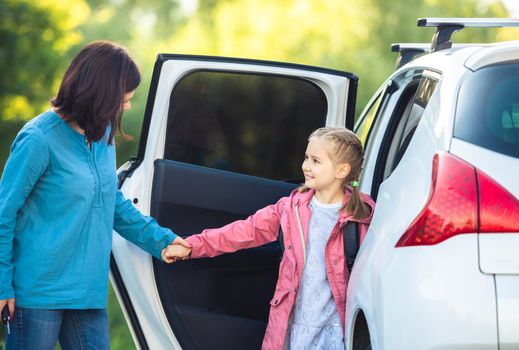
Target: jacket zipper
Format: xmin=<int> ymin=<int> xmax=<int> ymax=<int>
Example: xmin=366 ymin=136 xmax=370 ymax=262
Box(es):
xmin=294 ymin=204 xmax=306 ymax=265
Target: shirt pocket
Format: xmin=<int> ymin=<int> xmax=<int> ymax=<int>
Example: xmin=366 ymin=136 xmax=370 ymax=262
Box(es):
xmin=270 ymin=289 xmax=290 ymax=307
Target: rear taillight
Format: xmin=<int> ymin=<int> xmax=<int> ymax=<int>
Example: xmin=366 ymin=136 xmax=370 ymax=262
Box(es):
xmin=396 ymin=152 xmax=519 ymax=247
xmin=478 ymin=169 xmax=519 ymax=232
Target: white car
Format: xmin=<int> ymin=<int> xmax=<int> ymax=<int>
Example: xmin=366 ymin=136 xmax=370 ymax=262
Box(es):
xmin=112 ymin=18 xmax=519 ymax=349
xmin=346 ymin=18 xmax=519 ymax=350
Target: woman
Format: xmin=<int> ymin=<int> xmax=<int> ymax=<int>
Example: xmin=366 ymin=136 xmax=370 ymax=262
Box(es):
xmin=0 ymin=41 xmax=188 ymax=349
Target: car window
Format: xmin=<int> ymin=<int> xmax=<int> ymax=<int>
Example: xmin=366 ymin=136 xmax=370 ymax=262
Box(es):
xmin=164 ymin=70 xmax=327 ymax=181
xmin=455 ymin=62 xmax=519 ymax=158
xmin=382 ymin=73 xmax=439 ymax=179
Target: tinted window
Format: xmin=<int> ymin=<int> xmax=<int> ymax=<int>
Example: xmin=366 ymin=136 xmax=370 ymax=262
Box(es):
xmin=414 ymin=77 xmax=436 ymax=108
xmin=383 ymin=75 xmax=438 ymax=178
xmin=455 ymin=63 xmax=519 ymax=158
xmin=164 ymin=70 xmax=327 ymax=180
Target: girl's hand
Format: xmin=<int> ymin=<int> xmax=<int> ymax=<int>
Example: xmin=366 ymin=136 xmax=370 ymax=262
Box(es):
xmin=0 ymin=298 xmax=15 ymax=319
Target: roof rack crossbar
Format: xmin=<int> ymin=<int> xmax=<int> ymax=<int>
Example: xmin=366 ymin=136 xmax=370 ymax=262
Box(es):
xmin=391 ymin=43 xmax=430 ymax=69
xmin=391 ymin=43 xmax=431 ymax=52
xmin=417 ymin=18 xmax=519 ymax=52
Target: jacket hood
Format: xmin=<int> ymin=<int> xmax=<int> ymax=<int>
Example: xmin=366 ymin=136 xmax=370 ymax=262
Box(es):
xmin=289 ymin=186 xmax=375 ymax=225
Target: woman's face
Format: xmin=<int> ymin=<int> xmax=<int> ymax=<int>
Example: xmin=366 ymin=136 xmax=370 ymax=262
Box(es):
xmin=122 ymin=90 xmax=135 ymax=111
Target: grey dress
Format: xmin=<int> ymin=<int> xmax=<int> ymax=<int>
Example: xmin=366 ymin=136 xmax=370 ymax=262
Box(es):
xmin=288 ymin=196 xmax=344 ymax=350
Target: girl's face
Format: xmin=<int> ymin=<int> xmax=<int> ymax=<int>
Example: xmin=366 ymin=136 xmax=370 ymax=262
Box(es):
xmin=302 ymin=137 xmax=349 ymax=192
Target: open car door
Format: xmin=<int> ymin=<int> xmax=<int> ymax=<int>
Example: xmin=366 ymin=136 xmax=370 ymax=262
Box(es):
xmin=111 ymin=54 xmax=358 ymax=350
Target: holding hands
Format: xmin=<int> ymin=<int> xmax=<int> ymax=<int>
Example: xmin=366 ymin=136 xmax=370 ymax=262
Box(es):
xmin=162 ymin=236 xmax=192 ymax=263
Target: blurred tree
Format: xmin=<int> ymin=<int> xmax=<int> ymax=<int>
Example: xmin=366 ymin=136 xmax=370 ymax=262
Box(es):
xmin=0 ymin=0 xmax=88 ymax=121
xmin=74 ymin=0 xmax=185 ymax=167
xmin=0 ymin=0 xmax=88 ymax=170
xmin=78 ymin=0 xmax=184 ymax=45
xmin=164 ymin=0 xmax=510 ymax=114
xmin=360 ymin=0 xmax=510 ymax=107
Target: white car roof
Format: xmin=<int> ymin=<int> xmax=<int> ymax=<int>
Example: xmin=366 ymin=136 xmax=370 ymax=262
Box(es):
xmin=401 ymin=40 xmax=519 ymax=73
xmin=464 ymin=40 xmax=519 ymax=70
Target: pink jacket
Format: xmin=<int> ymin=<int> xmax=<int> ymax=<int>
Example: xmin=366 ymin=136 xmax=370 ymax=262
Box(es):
xmin=186 ymin=188 xmax=375 ymax=350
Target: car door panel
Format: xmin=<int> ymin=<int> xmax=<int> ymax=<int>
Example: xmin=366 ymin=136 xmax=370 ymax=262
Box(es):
xmin=111 ymin=54 xmax=358 ymax=349
xmin=151 ymin=159 xmax=296 ymax=349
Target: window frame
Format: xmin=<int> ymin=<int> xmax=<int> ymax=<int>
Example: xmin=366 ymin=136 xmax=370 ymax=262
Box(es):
xmin=369 ymin=69 xmax=441 ymax=199
xmin=355 ymin=80 xmax=395 ymax=150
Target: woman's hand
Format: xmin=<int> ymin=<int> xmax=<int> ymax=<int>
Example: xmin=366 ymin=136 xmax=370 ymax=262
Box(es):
xmin=162 ymin=244 xmax=192 ymax=263
xmin=161 ymin=236 xmax=192 ymax=263
xmin=0 ymin=298 xmax=15 ymax=319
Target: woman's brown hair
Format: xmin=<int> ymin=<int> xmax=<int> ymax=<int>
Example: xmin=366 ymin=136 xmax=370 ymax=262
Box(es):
xmin=300 ymin=127 xmax=371 ymax=220
xmin=51 ymin=41 xmax=141 ymax=144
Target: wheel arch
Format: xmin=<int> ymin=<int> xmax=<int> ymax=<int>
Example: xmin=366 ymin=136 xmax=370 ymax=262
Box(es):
xmin=351 ymin=309 xmax=372 ymax=350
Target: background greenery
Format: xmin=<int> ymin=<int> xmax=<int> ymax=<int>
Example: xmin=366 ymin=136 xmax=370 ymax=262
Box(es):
xmin=0 ymin=0 xmax=515 ymax=348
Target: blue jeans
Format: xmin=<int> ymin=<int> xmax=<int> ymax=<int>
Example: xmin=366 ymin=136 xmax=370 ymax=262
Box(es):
xmin=5 ymin=307 xmax=109 ymax=350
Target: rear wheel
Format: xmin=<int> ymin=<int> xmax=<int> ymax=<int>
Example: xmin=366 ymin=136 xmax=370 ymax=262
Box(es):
xmin=352 ymin=311 xmax=372 ymax=350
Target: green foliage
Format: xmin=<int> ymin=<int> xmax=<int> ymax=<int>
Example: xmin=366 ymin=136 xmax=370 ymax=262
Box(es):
xmin=69 ymin=0 xmax=185 ymax=168
xmin=0 ymin=0 xmax=88 ymax=122
xmin=107 ymin=284 xmax=137 ymax=350
xmin=165 ymin=0 xmax=510 ymax=114
xmin=81 ymin=0 xmax=184 ymax=42
xmin=0 ymin=0 xmax=89 ymax=170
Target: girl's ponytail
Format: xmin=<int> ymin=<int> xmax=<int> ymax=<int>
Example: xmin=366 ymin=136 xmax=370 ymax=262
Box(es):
xmin=344 ymin=182 xmax=371 ymax=221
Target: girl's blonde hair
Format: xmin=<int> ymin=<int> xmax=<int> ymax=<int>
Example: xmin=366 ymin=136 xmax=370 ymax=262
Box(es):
xmin=300 ymin=127 xmax=371 ymax=220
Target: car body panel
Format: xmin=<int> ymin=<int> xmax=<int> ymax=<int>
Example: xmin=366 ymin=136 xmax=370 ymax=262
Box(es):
xmin=464 ymin=41 xmax=519 ymax=71
xmin=496 ymin=275 xmax=519 ymax=349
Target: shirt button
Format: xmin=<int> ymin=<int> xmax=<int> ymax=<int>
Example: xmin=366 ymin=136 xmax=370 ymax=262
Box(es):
xmin=287 ymin=245 xmax=291 ymax=249
xmin=333 ymin=260 xmax=337 ymax=265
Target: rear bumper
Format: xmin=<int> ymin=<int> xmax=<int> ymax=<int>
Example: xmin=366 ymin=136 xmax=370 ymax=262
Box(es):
xmin=496 ymin=275 xmax=519 ymax=350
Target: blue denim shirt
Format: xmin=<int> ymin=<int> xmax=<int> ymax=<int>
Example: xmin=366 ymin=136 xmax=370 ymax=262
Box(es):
xmin=0 ymin=111 xmax=176 ymax=308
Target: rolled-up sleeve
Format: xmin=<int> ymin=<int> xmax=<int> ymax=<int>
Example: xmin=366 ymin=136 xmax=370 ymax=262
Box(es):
xmin=113 ymin=190 xmax=176 ymax=260
xmin=0 ymin=128 xmax=49 ymax=299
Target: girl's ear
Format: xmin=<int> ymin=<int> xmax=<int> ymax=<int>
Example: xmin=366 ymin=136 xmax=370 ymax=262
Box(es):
xmin=336 ymin=163 xmax=351 ymax=180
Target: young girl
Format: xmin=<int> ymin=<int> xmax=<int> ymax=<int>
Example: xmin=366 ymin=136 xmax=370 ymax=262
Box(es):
xmin=163 ymin=127 xmax=375 ymax=350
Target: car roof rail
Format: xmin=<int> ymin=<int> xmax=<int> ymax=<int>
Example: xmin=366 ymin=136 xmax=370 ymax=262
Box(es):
xmin=417 ymin=18 xmax=519 ymax=52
